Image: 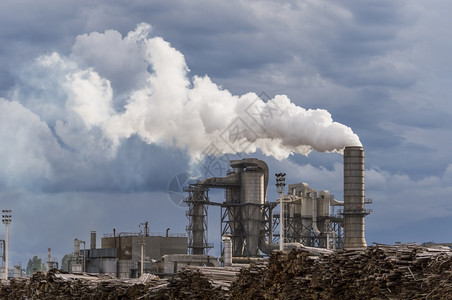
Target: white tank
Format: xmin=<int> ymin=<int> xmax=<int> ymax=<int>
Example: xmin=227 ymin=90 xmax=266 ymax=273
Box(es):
xmin=317 ymin=191 xmax=331 ymax=217
xmin=74 ymin=239 xmax=80 ymax=262
xmin=222 ymin=236 xmax=232 ymax=267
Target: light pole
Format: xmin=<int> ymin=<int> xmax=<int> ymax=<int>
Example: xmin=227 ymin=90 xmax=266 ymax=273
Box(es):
xmin=140 ymin=238 xmax=145 ymax=277
xmin=275 ymin=174 xmax=286 ymax=251
xmin=80 ymin=240 xmax=86 ymax=272
xmin=2 ymin=210 xmax=12 ymax=279
xmin=139 ymin=222 xmax=147 ymax=277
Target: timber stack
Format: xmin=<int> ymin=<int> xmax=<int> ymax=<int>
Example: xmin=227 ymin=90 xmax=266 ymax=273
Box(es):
xmin=2 ymin=244 xmax=452 ymax=299
xmin=0 ymin=269 xmax=224 ymax=299
xmin=230 ymin=244 xmax=452 ymax=299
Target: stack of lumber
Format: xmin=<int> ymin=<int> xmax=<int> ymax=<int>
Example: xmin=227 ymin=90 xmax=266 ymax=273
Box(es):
xmin=165 ymin=269 xmax=226 ymax=299
xmin=3 ymin=244 xmax=452 ymax=299
xmin=0 ymin=269 xmax=168 ymax=299
xmin=230 ymin=244 xmax=452 ymax=299
xmin=0 ymin=268 xmax=226 ymax=299
xmin=184 ymin=265 xmax=248 ymax=297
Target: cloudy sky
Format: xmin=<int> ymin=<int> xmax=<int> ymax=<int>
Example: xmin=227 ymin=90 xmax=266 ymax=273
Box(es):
xmin=1 ymin=0 xmax=452 ymax=267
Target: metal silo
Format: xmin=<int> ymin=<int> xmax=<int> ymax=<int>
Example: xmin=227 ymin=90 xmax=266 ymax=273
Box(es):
xmin=317 ymin=191 xmax=331 ymax=218
xmin=343 ymin=146 xmax=367 ymax=249
xmin=240 ymin=165 xmax=264 ymax=256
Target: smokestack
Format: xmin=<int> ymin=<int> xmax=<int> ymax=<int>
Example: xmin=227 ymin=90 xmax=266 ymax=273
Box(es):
xmin=343 ymin=146 xmax=367 ymax=249
xmin=90 ymin=231 xmax=96 ymax=250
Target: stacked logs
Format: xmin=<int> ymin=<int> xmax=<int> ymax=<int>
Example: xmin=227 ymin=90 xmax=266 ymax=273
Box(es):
xmin=0 ymin=269 xmax=224 ymax=299
xmin=0 ymin=269 xmax=168 ymax=299
xmin=3 ymin=244 xmax=452 ymax=299
xmin=230 ymin=244 xmax=452 ymax=299
xmin=166 ymin=269 xmax=225 ymax=299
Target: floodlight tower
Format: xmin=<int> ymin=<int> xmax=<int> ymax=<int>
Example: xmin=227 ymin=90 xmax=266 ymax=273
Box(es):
xmin=275 ymin=173 xmax=286 ymax=251
xmin=2 ymin=210 xmax=12 ymax=279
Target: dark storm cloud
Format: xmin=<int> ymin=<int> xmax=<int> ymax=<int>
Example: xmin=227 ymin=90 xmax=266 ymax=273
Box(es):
xmin=47 ymin=138 xmax=190 ymax=194
xmin=1 ymin=0 xmax=452 ymax=266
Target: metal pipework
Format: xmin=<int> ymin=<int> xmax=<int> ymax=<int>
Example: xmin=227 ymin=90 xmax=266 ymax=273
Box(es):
xmin=343 ymin=146 xmax=367 ymax=249
xmin=311 ymin=190 xmax=321 ymax=235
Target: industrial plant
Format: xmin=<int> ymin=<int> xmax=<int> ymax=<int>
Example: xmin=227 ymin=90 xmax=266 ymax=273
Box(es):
xmin=67 ymin=146 xmax=372 ymax=278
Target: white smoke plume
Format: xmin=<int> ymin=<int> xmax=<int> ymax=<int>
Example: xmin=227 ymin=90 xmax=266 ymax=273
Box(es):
xmin=17 ymin=23 xmax=362 ymax=162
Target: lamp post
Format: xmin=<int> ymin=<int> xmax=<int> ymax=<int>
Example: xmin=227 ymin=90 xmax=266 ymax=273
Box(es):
xmin=139 ymin=222 xmax=147 ymax=277
xmin=79 ymin=240 xmax=86 ymax=272
xmin=275 ymin=174 xmax=286 ymax=251
xmin=2 ymin=210 xmax=12 ymax=279
xmin=140 ymin=238 xmax=145 ymax=277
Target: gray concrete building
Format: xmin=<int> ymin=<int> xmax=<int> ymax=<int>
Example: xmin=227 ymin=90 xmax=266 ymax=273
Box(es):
xmin=73 ymin=229 xmax=188 ymax=278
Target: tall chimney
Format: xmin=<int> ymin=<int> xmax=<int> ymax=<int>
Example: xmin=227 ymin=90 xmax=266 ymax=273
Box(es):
xmin=343 ymin=146 xmax=367 ymax=249
xmin=90 ymin=231 xmax=96 ymax=250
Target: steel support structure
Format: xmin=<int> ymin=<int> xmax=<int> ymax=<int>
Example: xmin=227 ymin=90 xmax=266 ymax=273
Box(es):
xmin=272 ymin=213 xmax=344 ymax=249
xmin=220 ymin=202 xmax=276 ymax=257
xmin=184 ymin=185 xmax=213 ymax=255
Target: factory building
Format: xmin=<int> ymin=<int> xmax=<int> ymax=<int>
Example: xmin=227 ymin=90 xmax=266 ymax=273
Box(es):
xmin=70 ymin=146 xmax=372 ymax=275
xmin=184 ymin=146 xmax=372 ymax=260
xmin=72 ymin=226 xmax=189 ymax=278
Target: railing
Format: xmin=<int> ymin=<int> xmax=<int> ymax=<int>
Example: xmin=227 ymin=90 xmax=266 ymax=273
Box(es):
xmin=337 ymin=208 xmax=372 ymax=215
xmin=188 ymin=242 xmax=214 ymax=249
xmin=102 ymin=232 xmax=188 ymax=238
xmin=364 ymin=198 xmax=373 ymax=204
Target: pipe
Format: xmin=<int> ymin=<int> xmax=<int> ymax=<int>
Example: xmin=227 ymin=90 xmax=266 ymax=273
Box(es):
xmin=332 ymin=231 xmax=336 ymax=250
xmin=113 ymin=228 xmax=116 ymax=249
xmin=258 ymin=194 xmax=300 ymax=255
xmin=140 ymin=240 xmax=145 ymax=277
xmin=258 ymin=232 xmax=279 ymax=255
xmin=4 ymin=223 xmax=9 ymax=279
xmin=325 ymin=230 xmax=337 ymax=250
xmin=326 ymin=232 xmax=330 ymax=250
xmin=231 ymin=257 xmax=267 ymax=264
xmin=269 ymin=207 xmax=273 ymax=245
xmin=80 ymin=240 xmax=86 ymax=273
xmin=279 ymin=194 xmax=284 ymax=251
xmin=311 ymin=191 xmax=321 ymax=235
xmin=330 ymin=198 xmax=344 ymax=206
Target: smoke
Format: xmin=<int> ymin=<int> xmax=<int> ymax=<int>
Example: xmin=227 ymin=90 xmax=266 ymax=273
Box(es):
xmin=12 ymin=23 xmax=361 ymax=163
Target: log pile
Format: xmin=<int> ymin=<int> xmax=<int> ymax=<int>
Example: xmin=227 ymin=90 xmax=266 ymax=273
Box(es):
xmin=230 ymin=244 xmax=452 ymax=299
xmin=183 ymin=265 xmax=253 ymax=298
xmin=165 ymin=269 xmax=226 ymax=299
xmin=0 ymin=269 xmax=225 ymax=299
xmin=0 ymin=269 xmax=168 ymax=299
xmin=3 ymin=244 xmax=452 ymax=299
